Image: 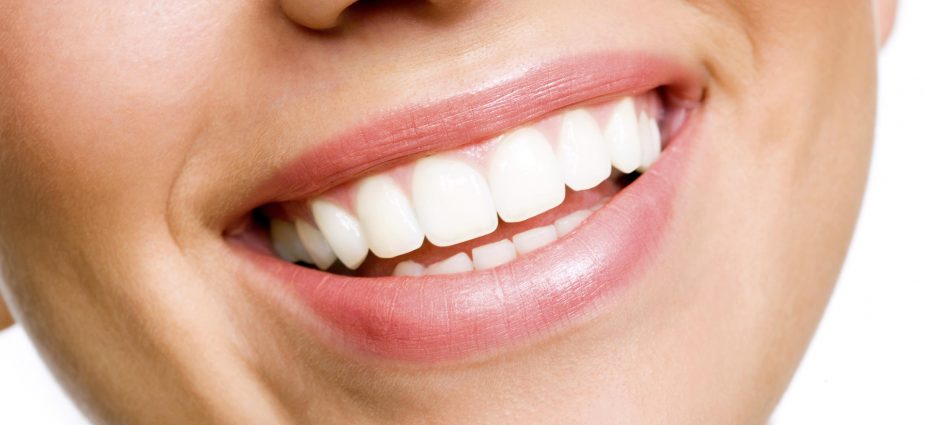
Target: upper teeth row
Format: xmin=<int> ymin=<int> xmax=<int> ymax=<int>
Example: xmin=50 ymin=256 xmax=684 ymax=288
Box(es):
xmin=271 ymin=96 xmax=662 ymax=270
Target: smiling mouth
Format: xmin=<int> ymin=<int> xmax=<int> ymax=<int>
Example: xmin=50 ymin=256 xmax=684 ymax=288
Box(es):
xmin=228 ymin=53 xmax=705 ymax=362
xmin=261 ymin=92 xmax=680 ymax=276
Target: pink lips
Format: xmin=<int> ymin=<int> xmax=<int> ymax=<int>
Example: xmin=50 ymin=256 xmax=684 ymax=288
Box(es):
xmin=233 ymin=53 xmax=703 ymax=362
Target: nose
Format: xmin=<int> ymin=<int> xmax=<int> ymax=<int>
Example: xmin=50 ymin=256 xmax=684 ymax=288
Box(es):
xmin=279 ymin=0 xmax=361 ymax=30
xmin=279 ymin=0 xmax=471 ymax=31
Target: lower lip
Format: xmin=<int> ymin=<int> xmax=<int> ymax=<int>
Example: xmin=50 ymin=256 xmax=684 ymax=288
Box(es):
xmin=237 ymin=119 xmax=697 ymax=363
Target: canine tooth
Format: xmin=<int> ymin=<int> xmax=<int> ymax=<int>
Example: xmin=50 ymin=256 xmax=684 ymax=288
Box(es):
xmin=424 ymin=253 xmax=474 ymax=275
xmin=356 ymin=174 xmax=425 ymax=259
xmin=605 ymin=98 xmax=642 ymax=174
xmin=294 ymin=220 xmax=337 ymax=270
xmin=556 ymin=109 xmax=611 ymax=190
xmin=393 ymin=261 xmax=425 ymax=277
xmin=554 ymin=209 xmax=592 ymax=237
xmin=412 ymin=156 xmax=498 ymax=247
xmin=471 ymin=239 xmax=517 ymax=270
xmin=638 ymin=111 xmax=662 ymax=170
xmin=270 ymin=219 xmax=312 ymax=263
xmin=512 ymin=225 xmax=558 ymax=255
xmin=488 ymin=127 xmax=565 ymax=222
xmin=310 ymin=199 xmax=369 ymax=270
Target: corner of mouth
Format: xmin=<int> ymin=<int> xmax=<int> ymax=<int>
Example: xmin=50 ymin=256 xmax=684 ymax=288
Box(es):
xmin=225 ymin=51 xmax=707 ymax=363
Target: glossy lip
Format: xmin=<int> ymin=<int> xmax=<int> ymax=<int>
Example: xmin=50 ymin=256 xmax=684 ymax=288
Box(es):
xmin=230 ymin=52 xmax=704 ymax=363
xmin=227 ymin=52 xmax=704 ymax=218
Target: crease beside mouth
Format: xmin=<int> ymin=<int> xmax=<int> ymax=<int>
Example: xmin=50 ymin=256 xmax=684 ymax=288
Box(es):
xmin=237 ymin=89 xmax=692 ymax=278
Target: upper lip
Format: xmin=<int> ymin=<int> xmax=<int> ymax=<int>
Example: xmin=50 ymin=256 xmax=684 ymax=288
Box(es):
xmin=229 ymin=51 xmax=706 ymax=363
xmin=227 ymin=52 xmax=704 ymax=226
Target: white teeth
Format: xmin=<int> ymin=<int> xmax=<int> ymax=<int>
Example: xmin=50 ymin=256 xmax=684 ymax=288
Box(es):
xmin=275 ymin=96 xmax=666 ymax=272
xmin=605 ymin=98 xmax=643 ymax=174
xmin=355 ymin=174 xmax=425 ymax=259
xmin=512 ymin=225 xmax=558 ymax=255
xmin=424 ymin=252 xmax=474 ymax=275
xmin=270 ymin=219 xmax=312 ymax=263
xmin=554 ymin=209 xmax=592 ymax=237
xmin=488 ymin=127 xmax=565 ymax=223
xmin=393 ymin=260 xmax=425 ymax=276
xmin=294 ymin=220 xmax=337 ymax=270
xmin=556 ymin=109 xmax=612 ymax=191
xmin=412 ymin=156 xmax=499 ymax=247
xmin=638 ymin=111 xmax=662 ymax=170
xmin=471 ymin=239 xmax=517 ymax=270
xmin=310 ymin=199 xmax=369 ymax=270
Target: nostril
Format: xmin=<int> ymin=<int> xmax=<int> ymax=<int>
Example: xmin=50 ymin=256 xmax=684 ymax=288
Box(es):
xmin=282 ymin=0 xmax=468 ymax=31
xmin=280 ymin=0 xmax=361 ymax=30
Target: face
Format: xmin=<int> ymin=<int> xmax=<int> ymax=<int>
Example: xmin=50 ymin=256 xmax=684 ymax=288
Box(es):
xmin=0 ymin=1 xmax=888 ymax=423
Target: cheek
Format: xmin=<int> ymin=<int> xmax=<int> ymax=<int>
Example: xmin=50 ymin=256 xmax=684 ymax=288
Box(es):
xmin=0 ymin=2 xmax=231 ymax=217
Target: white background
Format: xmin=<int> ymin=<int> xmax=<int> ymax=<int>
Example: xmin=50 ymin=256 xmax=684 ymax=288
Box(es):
xmin=1 ymin=3 xmax=923 ymax=424
xmin=771 ymin=1 xmax=925 ymax=423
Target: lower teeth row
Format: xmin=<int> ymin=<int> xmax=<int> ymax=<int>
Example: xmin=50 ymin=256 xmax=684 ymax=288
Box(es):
xmin=390 ymin=204 xmax=601 ymax=276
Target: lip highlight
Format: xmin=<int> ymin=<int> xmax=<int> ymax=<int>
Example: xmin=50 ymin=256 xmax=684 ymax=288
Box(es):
xmin=235 ymin=53 xmax=703 ymax=214
xmin=231 ymin=53 xmax=703 ymax=362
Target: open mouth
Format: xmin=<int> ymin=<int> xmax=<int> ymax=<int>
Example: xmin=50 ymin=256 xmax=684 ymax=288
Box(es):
xmin=259 ymin=93 xmax=680 ymax=276
xmin=227 ymin=53 xmax=705 ymax=362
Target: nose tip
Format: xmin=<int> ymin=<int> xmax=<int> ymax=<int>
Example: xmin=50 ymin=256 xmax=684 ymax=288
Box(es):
xmin=279 ymin=0 xmax=361 ymax=30
xmin=280 ymin=0 xmax=473 ymax=31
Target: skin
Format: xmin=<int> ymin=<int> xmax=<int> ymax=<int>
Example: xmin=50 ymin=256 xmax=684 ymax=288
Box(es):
xmin=0 ymin=1 xmax=897 ymax=424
